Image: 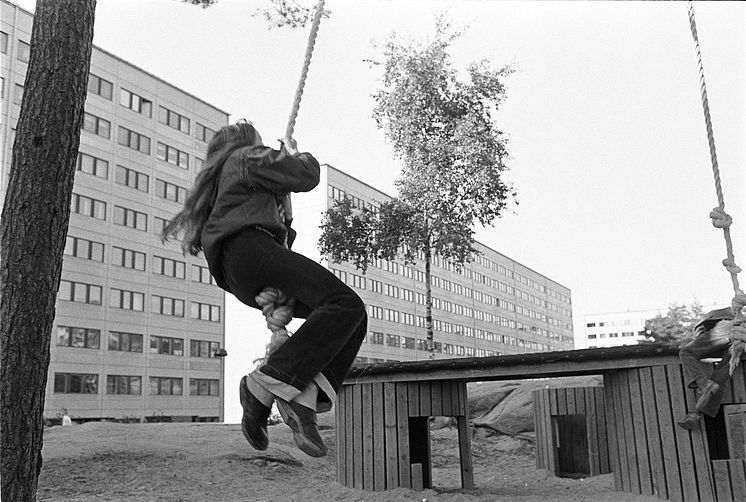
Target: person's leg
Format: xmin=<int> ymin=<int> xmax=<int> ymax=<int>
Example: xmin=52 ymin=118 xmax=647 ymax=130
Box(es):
xmin=678 ymin=325 xmax=732 ymax=428
xmin=222 ymin=229 xmax=366 ymax=453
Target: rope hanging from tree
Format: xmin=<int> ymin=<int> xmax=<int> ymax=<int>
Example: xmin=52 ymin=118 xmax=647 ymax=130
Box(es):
xmin=687 ymin=1 xmax=745 ymax=374
xmin=256 ymin=0 xmax=325 ymax=361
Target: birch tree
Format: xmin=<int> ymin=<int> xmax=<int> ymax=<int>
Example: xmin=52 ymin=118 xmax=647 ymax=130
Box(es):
xmin=319 ymin=19 xmax=515 ymax=356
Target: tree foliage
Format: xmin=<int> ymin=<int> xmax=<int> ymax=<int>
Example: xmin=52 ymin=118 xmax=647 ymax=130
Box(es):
xmin=183 ymin=0 xmax=330 ymax=29
xmin=642 ymin=302 xmax=705 ymax=345
xmin=319 ymin=19 xmax=515 ymax=353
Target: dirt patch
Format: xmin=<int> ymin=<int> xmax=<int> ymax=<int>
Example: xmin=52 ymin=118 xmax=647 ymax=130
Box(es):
xmin=37 ymin=413 xmax=656 ymax=502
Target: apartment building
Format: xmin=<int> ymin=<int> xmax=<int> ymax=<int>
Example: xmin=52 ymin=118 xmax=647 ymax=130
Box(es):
xmin=1 ymin=0 xmax=229 ymax=422
xmin=292 ymin=165 xmax=575 ymax=363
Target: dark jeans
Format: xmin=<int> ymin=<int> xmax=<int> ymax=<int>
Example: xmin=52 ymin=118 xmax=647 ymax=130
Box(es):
xmin=221 ymin=228 xmax=367 ymax=399
xmin=680 ymin=328 xmax=732 ymax=417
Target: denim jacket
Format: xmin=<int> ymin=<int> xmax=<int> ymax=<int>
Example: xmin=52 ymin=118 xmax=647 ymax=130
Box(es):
xmin=201 ymin=145 xmax=320 ymax=290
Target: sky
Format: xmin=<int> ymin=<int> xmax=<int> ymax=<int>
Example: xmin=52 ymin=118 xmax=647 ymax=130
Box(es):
xmin=16 ymin=0 xmax=746 ymax=422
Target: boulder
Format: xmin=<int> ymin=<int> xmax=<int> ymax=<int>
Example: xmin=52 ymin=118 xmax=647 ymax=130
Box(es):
xmin=470 ymin=376 xmax=603 ymax=436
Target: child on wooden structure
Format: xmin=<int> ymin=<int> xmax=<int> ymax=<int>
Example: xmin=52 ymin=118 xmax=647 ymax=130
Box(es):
xmin=678 ymin=306 xmax=746 ymax=429
xmin=162 ymin=121 xmax=367 ymax=457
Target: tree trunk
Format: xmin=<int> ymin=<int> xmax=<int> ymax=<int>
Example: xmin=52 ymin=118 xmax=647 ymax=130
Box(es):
xmin=1 ymin=1 xmax=96 ymax=500
xmin=424 ymin=234 xmax=434 ymax=359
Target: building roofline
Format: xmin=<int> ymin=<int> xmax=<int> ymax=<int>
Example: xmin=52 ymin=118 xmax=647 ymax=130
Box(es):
xmin=92 ymin=45 xmax=231 ymax=118
xmin=2 ymin=0 xmax=231 ymax=119
xmin=323 ymin=163 xmax=572 ymax=293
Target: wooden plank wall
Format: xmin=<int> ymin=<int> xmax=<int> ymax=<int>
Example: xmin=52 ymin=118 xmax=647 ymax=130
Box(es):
xmin=604 ymin=364 xmax=715 ymax=502
xmin=336 ymin=380 xmax=468 ymax=491
xmin=533 ymin=387 xmax=610 ymax=477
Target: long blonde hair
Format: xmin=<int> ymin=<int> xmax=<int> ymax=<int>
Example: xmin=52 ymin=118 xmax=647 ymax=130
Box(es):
xmin=161 ymin=121 xmax=263 ymax=255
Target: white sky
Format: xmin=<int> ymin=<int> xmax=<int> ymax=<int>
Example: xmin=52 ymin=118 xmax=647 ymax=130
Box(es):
xmin=16 ymin=0 xmax=746 ymax=422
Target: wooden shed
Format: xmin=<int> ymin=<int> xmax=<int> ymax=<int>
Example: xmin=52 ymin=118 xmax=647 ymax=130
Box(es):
xmin=338 ymin=344 xmax=746 ymax=500
xmin=533 ymin=386 xmax=612 ymax=478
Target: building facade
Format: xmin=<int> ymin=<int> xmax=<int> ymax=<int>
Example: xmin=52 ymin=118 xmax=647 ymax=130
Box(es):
xmin=1 ymin=0 xmax=229 ymax=422
xmin=581 ymin=309 xmax=660 ymax=349
xmin=293 ymin=165 xmax=574 ymax=364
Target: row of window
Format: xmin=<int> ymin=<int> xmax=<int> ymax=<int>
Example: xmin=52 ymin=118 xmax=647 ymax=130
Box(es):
xmin=53 ymin=373 xmax=219 ymax=396
xmin=335 ymin=255 xmax=571 ymax=320
xmin=333 ymin=267 xmax=571 ymax=332
xmin=363 ymin=329 xmax=552 ymax=353
xmin=58 ymin=280 xmax=220 ymax=321
xmin=366 ymin=301 xmax=567 ymax=346
xmin=587 ymin=331 xmax=638 ymax=340
xmin=77 ymin=151 xmax=191 ymax=203
xmin=56 ymin=326 xmax=221 ymax=357
xmin=85 ymin=70 xmax=216 ymax=142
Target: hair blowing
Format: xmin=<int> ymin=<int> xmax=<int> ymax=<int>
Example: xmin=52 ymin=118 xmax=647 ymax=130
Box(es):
xmin=161 ymin=121 xmax=262 ymax=255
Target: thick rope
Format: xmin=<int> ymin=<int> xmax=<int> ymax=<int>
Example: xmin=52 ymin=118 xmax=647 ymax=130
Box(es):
xmin=688 ymin=2 xmax=744 ymax=374
xmin=258 ymin=1 xmax=325 ymax=363
xmin=285 ymin=0 xmax=325 ymax=141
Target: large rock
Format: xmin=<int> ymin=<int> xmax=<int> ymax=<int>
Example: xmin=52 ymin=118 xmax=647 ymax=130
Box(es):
xmin=471 ymin=376 xmax=602 ymax=436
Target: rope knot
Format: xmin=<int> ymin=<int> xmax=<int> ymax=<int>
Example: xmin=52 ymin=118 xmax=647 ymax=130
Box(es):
xmin=710 ymin=207 xmax=732 ymax=229
xmin=722 ymin=258 xmax=742 ymax=276
xmin=255 ymin=287 xmax=294 ymax=358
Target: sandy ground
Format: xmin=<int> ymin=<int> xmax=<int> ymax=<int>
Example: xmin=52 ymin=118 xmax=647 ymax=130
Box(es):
xmin=37 ymin=412 xmax=658 ymax=502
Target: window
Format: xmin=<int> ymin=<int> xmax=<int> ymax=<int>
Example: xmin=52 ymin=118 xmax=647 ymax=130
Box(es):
xmin=17 ymin=40 xmax=30 ymax=62
xmin=13 ymin=83 xmax=23 ymax=105
xmin=386 ymin=334 xmax=400 ymax=347
xmin=117 ymin=126 xmax=151 ymax=154
xmin=385 ymin=284 xmax=399 ymax=298
xmin=56 ymin=326 xmax=100 ymax=349
xmin=76 ymin=152 xmax=109 ymax=179
xmin=155 ymin=178 xmax=188 ymax=203
xmin=349 ymin=273 xmax=366 ymax=289
xmin=153 ymin=255 xmax=186 ymax=279
xmin=0 ymin=31 xmax=7 ymax=54
xmin=368 ymin=305 xmax=383 ymax=319
xmin=192 ymin=264 xmax=216 ymax=285
xmin=150 ymin=335 xmax=184 ymax=356
xmin=114 ymin=205 xmax=148 ymax=231
xmin=368 ymin=280 xmax=382 ymax=294
xmin=107 ymin=375 xmax=141 ymax=395
xmin=87 ymin=73 xmax=113 ymax=100
xmin=403 ymin=337 xmax=415 ymax=350
xmin=191 ymin=302 xmax=221 ymax=322
xmin=54 ymin=373 xmax=98 ymax=394
xmin=151 ymin=295 xmax=185 ymax=317
xmin=82 ymin=112 xmax=111 ymax=139
xmin=70 ymin=192 xmax=108 ymax=220
xmin=108 ymin=331 xmax=143 ymax=352
xmin=588 ymin=334 xmax=597 ymax=339
xmin=369 ymin=332 xmax=384 ymax=345
xmin=190 ymin=378 xmax=219 ymax=396
xmin=112 ymin=246 xmax=146 ymax=271
xmin=586 ymin=323 xmax=596 ymax=328
xmin=0 ymin=77 xmax=4 ymax=99
xmin=149 ymin=376 xmax=183 ymax=395
xmin=154 ymin=216 xmax=169 ymax=235
xmin=159 ymin=106 xmax=190 ymax=134
xmin=59 ymin=280 xmax=102 ymax=305
xmin=190 ymin=340 xmax=220 ymax=358
xmin=194 ymin=157 xmax=204 ymax=171
xmin=385 ymin=309 xmax=400 ymax=323
xmin=109 ymin=289 xmax=145 ymax=311
xmin=195 ymin=122 xmax=214 ymax=142
xmin=156 ymin=142 xmax=189 ymax=169
xmin=120 ymin=88 xmax=152 ymax=117
xmin=64 ymin=235 xmax=104 ymax=262
xmin=115 ymin=165 xmax=149 ymax=192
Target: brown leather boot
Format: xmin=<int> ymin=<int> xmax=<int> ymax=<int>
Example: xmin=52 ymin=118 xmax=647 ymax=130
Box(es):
xmin=239 ymin=376 xmax=271 ymax=451
xmin=276 ymin=398 xmax=328 ymax=458
xmin=677 ymin=411 xmax=701 ymax=430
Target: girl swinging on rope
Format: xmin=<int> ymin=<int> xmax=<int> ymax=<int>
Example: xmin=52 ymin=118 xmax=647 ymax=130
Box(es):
xmin=162 ymin=121 xmax=367 ymax=457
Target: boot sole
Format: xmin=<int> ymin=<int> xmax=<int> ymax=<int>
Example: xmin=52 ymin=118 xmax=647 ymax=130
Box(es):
xmin=276 ymin=400 xmax=327 ymax=458
xmin=240 ymin=376 xmax=269 ymax=451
